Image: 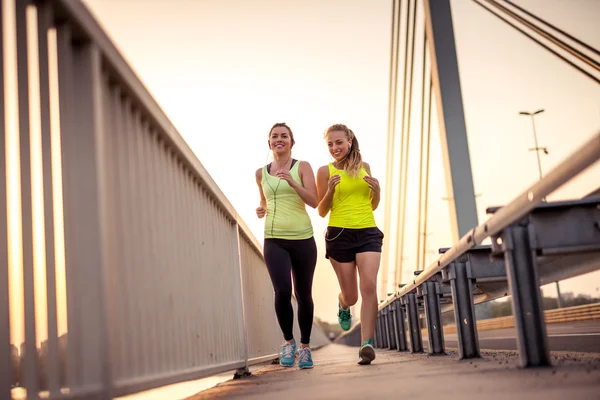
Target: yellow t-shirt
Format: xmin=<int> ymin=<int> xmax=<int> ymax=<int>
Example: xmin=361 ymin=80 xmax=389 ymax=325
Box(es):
xmin=327 ymin=163 xmax=376 ymax=229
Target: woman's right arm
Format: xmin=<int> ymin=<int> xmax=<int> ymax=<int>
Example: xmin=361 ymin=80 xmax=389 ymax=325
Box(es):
xmin=316 ymin=166 xmax=339 ymax=217
xmin=255 ymin=168 xmax=267 ymax=218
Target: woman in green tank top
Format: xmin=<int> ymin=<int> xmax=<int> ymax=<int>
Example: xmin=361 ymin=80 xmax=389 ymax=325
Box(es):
xmin=316 ymin=123 xmax=383 ymax=366
xmin=254 ymin=123 xmax=319 ymax=369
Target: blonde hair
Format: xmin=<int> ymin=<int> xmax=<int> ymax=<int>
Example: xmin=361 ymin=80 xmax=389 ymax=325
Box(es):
xmin=325 ymin=123 xmax=363 ymax=177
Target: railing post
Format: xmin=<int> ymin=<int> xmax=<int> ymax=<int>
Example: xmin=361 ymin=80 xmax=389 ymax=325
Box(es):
xmin=404 ymin=293 xmax=423 ymax=353
xmin=0 ymin=0 xmax=11 ymax=396
xmin=382 ymin=307 xmax=390 ymax=349
xmin=37 ymin=1 xmax=61 ymax=395
xmin=375 ymin=311 xmax=382 ymax=348
xmin=379 ymin=310 xmax=386 ymax=348
xmin=392 ymin=299 xmax=408 ymax=351
xmin=497 ymin=223 xmax=550 ymax=367
xmin=423 ymin=281 xmax=445 ymax=354
xmin=56 ymin=27 xmax=113 ymax=397
xmin=448 ymin=261 xmax=480 ymax=359
xmin=15 ymin=1 xmax=40 ymax=396
xmin=386 ymin=305 xmax=397 ymax=350
xmin=233 ymin=223 xmax=250 ymax=377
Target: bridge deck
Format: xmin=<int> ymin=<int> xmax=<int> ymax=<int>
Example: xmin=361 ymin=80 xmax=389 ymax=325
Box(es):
xmin=188 ymin=343 xmax=600 ymax=399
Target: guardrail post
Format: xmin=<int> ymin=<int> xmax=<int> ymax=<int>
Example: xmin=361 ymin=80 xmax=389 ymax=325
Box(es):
xmin=423 ymin=282 xmax=445 ymax=354
xmin=374 ymin=311 xmax=381 ymax=348
xmin=392 ymin=299 xmax=408 ymax=351
xmin=448 ymin=261 xmax=480 ymax=359
xmin=387 ymin=305 xmax=395 ymax=349
xmin=405 ymin=293 xmax=423 ymax=353
xmin=382 ymin=307 xmax=391 ymax=349
xmin=233 ymin=224 xmax=250 ymax=377
xmin=497 ymin=223 xmax=550 ymax=367
xmin=386 ymin=305 xmax=397 ymax=350
xmin=381 ymin=307 xmax=386 ymax=349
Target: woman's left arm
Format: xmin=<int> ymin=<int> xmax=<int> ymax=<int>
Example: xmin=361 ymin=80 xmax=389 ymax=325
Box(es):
xmin=275 ymin=161 xmax=318 ymax=208
xmin=363 ymin=162 xmax=381 ymax=211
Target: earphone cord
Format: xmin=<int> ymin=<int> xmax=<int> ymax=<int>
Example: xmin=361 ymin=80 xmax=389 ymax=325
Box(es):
xmin=324 ymin=171 xmax=352 ymax=242
xmin=264 ymin=155 xmax=292 ymax=237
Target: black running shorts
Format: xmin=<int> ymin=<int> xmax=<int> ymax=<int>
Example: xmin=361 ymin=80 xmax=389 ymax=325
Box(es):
xmin=324 ymin=227 xmax=384 ymax=263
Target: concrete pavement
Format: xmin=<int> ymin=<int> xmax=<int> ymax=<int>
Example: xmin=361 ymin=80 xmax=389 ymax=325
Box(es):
xmin=187 ymin=343 xmax=600 ymax=399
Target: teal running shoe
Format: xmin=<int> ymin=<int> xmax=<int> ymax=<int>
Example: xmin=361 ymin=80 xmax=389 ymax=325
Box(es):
xmin=298 ymin=347 xmax=314 ymax=369
xmin=338 ymin=303 xmax=352 ymax=331
xmin=358 ymin=339 xmax=375 ymax=365
xmin=279 ymin=340 xmax=296 ymax=367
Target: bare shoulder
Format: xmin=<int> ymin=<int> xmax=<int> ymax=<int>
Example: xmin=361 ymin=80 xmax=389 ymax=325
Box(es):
xmin=298 ymin=160 xmax=312 ymax=169
xmin=317 ymin=165 xmax=330 ymax=178
xmin=363 ymin=162 xmax=371 ymax=175
xmin=255 ymin=167 xmax=262 ymax=180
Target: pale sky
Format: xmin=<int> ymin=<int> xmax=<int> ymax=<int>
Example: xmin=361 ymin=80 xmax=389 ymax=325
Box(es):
xmin=76 ymin=0 xmax=600 ymax=324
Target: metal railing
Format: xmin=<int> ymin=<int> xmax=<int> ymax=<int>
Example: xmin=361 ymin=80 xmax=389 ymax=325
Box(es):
xmin=1 ymin=1 xmax=327 ymax=399
xmin=441 ymin=302 xmax=600 ymax=334
xmin=338 ymin=130 xmax=600 ymax=367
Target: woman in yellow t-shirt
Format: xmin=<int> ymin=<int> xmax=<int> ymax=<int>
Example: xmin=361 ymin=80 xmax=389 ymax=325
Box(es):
xmin=255 ymin=122 xmax=318 ymax=369
xmin=316 ymin=123 xmax=383 ymax=365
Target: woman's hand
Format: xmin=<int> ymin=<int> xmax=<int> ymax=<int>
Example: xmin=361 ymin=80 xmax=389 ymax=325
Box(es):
xmin=327 ymin=174 xmax=341 ymax=194
xmin=276 ymin=169 xmax=297 ymax=187
xmin=364 ymin=176 xmax=380 ymax=194
xmin=256 ymin=205 xmax=267 ymax=219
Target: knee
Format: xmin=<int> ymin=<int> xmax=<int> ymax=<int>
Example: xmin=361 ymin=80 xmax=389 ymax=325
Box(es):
xmin=360 ymin=280 xmax=377 ymax=299
xmin=274 ymin=288 xmax=292 ymax=302
xmin=295 ymin=290 xmax=313 ymax=306
xmin=343 ymin=291 xmax=359 ymax=306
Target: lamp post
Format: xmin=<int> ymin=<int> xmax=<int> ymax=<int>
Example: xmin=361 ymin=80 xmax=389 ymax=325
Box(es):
xmin=519 ymin=109 xmax=547 ymax=182
xmin=519 ymin=109 xmax=563 ymax=308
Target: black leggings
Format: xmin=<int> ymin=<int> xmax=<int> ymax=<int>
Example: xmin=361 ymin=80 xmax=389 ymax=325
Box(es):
xmin=264 ymin=237 xmax=317 ymax=345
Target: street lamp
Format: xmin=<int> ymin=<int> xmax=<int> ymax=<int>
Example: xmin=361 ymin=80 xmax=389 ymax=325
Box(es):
xmin=519 ymin=109 xmax=563 ymax=308
xmin=519 ymin=109 xmax=548 ymax=182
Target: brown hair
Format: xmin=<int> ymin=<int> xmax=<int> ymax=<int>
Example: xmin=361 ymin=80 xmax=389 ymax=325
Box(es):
xmin=268 ymin=122 xmax=295 ymax=147
xmin=325 ymin=123 xmax=362 ymax=177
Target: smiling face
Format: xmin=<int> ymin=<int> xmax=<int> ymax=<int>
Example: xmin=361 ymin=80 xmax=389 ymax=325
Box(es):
xmin=326 ymin=130 xmax=352 ymax=162
xmin=269 ymin=125 xmax=293 ymax=155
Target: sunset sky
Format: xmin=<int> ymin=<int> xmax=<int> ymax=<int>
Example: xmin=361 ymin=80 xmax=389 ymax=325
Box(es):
xmin=78 ymin=0 xmax=600 ymax=323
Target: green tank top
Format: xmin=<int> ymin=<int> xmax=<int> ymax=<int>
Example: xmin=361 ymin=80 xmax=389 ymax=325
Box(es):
xmin=328 ymin=163 xmax=376 ymax=229
xmin=261 ymin=161 xmax=313 ymax=240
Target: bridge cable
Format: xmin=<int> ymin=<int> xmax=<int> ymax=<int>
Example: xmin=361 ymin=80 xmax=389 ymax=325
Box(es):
xmin=503 ymin=0 xmax=600 ymax=59
xmin=489 ymin=0 xmax=599 ymax=70
xmin=394 ymin=0 xmax=418 ymax=288
xmin=421 ymin=79 xmax=433 ymax=271
xmin=471 ymin=0 xmax=600 ymax=85
xmin=382 ymin=0 xmax=402 ymax=297
xmin=416 ymin=33 xmax=428 ymax=273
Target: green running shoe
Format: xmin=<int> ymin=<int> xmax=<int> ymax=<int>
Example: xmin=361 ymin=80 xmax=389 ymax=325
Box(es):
xmin=358 ymin=339 xmax=375 ymax=365
xmin=338 ymin=303 xmax=352 ymax=331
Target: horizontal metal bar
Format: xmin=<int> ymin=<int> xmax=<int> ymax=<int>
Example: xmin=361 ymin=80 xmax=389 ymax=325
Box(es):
xmin=487 ymin=196 xmax=600 ymax=213
xmin=540 ymin=245 xmax=600 ymax=256
xmin=538 ymin=253 xmax=600 ymax=285
xmin=112 ymin=360 xmax=246 ymax=398
xmin=248 ymin=354 xmax=278 ymax=366
xmin=59 ymin=384 xmax=105 ymax=400
xmin=527 ymin=200 xmax=600 ymax=252
xmin=391 ymin=130 xmax=600 ymax=302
